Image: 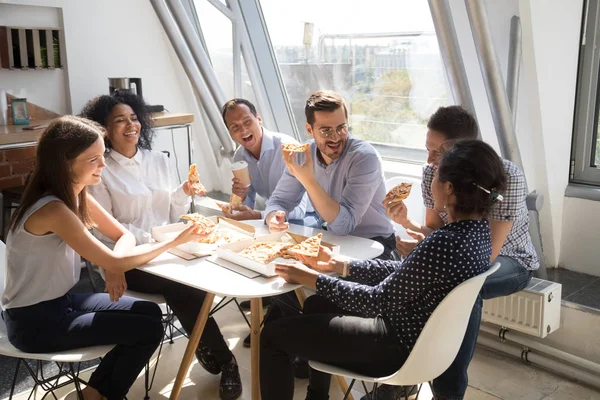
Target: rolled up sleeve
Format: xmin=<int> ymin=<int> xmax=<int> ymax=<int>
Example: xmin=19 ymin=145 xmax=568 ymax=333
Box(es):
xmin=327 ymin=154 xmax=383 ymax=236
xmin=264 ymin=169 xmax=306 ymax=219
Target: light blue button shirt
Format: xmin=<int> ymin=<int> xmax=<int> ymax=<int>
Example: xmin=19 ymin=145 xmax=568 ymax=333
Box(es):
xmin=265 ymin=136 xmax=394 ymax=239
xmin=233 ymin=128 xmax=307 ymax=220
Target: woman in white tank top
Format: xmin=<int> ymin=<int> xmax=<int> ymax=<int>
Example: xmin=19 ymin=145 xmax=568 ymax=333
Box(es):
xmin=1 ymin=116 xmax=209 ymax=400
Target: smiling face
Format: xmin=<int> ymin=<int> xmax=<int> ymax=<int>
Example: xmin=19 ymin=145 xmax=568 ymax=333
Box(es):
xmin=425 ymin=129 xmax=448 ymax=167
xmin=105 ymin=103 xmax=141 ymax=158
xmin=71 ymin=137 xmax=106 ymax=187
xmin=224 ymin=104 xmax=263 ymax=157
xmin=306 ymin=107 xmax=349 ymax=164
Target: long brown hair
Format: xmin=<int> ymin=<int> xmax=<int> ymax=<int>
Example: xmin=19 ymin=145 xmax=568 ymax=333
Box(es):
xmin=9 ymin=115 xmax=106 ymax=233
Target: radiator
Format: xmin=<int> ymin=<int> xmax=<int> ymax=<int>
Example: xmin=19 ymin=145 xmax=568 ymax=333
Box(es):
xmin=482 ymin=278 xmax=562 ymax=338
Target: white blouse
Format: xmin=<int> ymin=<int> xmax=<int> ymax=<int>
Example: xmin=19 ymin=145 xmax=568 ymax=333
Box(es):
xmin=89 ymin=149 xmax=190 ymax=245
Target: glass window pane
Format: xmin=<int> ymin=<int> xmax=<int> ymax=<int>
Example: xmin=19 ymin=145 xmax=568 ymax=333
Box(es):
xmin=259 ymin=0 xmax=450 ymax=148
xmin=193 ymin=0 xmax=234 ymax=99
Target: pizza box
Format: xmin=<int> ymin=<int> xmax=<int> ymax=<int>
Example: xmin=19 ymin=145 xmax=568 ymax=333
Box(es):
xmin=151 ymin=216 xmax=255 ymax=258
xmin=215 ymin=232 xmax=340 ymax=277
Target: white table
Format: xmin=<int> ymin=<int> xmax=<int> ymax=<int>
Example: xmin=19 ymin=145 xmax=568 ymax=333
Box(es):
xmin=139 ymin=224 xmax=384 ymax=400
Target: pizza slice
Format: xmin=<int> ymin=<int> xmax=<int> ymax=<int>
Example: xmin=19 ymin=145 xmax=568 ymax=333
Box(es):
xmin=216 ymin=202 xmax=232 ymax=214
xmin=179 ymin=213 xmax=216 ymax=235
xmin=239 ymin=242 xmax=290 ymax=264
xmin=282 ymin=143 xmax=310 ymax=153
xmin=230 ymin=193 xmax=243 ymax=208
xmin=188 ymin=164 xmax=206 ymax=193
xmin=286 ymin=233 xmax=323 ymax=258
xmin=384 ymin=182 xmax=413 ymax=204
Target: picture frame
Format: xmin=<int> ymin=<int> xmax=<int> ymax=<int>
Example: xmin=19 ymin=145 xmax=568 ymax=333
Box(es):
xmin=11 ymin=98 xmax=29 ymax=125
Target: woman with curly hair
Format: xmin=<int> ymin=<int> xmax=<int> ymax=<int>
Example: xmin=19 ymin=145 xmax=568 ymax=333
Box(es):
xmin=81 ymin=92 xmax=242 ymax=400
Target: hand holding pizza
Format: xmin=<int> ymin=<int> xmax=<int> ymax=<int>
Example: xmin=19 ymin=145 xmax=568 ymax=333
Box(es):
xmin=174 ymin=219 xmax=215 ymax=245
xmin=183 ymin=180 xmax=207 ymax=197
xmin=267 ymin=210 xmax=289 ymax=233
xmin=384 ymin=200 xmax=409 ymax=227
xmin=282 ymin=144 xmax=315 ymax=186
xmin=223 ymin=204 xmax=261 ymax=221
xmin=296 ymin=245 xmax=341 ymax=273
xmin=274 ymin=261 xmax=319 ymax=288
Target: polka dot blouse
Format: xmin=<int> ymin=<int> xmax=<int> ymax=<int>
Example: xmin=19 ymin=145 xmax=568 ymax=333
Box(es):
xmin=316 ymin=219 xmax=492 ymax=352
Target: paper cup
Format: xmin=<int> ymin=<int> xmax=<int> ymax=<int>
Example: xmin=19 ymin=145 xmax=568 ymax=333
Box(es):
xmin=232 ymin=160 xmax=251 ymax=187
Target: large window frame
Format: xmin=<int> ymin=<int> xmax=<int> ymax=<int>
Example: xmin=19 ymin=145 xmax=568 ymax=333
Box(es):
xmin=572 ymin=0 xmax=600 ymax=186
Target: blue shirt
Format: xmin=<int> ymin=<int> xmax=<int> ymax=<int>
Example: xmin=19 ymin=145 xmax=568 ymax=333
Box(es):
xmin=316 ymin=219 xmax=492 ymax=352
xmin=233 ymin=128 xmax=307 ymax=220
xmin=265 ymin=136 xmax=394 ymax=239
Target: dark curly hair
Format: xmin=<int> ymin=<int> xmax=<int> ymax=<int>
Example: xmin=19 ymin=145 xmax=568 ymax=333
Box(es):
xmin=438 ymin=139 xmax=507 ymax=217
xmin=428 ymin=105 xmax=478 ymax=140
xmin=80 ymin=91 xmax=154 ymax=150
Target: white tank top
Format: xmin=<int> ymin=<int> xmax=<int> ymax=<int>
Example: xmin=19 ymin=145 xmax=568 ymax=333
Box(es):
xmin=1 ymin=195 xmax=80 ymax=310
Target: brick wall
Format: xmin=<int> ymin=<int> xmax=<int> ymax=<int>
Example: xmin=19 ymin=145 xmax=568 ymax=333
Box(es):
xmin=0 ymin=145 xmax=36 ymax=189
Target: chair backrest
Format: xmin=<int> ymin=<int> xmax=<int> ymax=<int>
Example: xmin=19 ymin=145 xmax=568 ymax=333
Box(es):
xmin=385 ymin=176 xmax=424 ymax=240
xmin=382 ymin=262 xmax=500 ymax=386
xmin=0 ymin=240 xmax=5 ymax=298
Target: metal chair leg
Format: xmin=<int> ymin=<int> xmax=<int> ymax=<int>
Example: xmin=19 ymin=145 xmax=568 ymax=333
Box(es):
xmin=8 ymin=358 xmax=21 ymax=400
xmin=342 ymin=379 xmax=356 ymax=400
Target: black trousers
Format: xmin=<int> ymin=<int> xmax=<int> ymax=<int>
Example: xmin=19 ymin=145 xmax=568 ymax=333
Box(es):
xmin=260 ymin=295 xmax=409 ymax=400
xmin=2 ymin=293 xmax=162 ymax=400
xmin=125 ymin=268 xmax=233 ymax=365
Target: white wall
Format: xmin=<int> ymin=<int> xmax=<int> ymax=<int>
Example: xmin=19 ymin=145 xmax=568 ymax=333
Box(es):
xmin=0 ymin=0 xmax=224 ymax=191
xmin=448 ymin=0 xmax=586 ymax=271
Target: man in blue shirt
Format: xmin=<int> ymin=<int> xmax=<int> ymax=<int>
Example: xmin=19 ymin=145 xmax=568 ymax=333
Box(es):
xmin=265 ymin=90 xmax=397 ymax=260
xmin=221 ymin=98 xmax=307 ymax=222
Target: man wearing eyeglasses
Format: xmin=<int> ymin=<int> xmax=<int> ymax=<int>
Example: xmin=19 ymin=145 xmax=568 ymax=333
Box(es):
xmin=264 ymin=90 xmax=397 ymax=260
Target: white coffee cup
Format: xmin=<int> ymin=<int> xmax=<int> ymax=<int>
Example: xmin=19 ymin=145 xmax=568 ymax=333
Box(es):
xmin=232 ymin=160 xmax=251 ymax=187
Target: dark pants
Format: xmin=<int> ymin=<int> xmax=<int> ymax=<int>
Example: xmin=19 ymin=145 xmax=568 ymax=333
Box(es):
xmin=371 ymin=233 xmax=400 ymax=261
xmin=125 ymin=268 xmax=233 ymax=365
xmin=260 ymin=295 xmax=409 ymax=400
xmin=2 ymin=293 xmax=162 ymax=400
xmin=431 ymin=256 xmax=533 ymax=400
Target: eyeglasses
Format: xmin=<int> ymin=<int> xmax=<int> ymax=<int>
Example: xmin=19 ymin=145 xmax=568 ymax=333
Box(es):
xmin=317 ymin=123 xmax=349 ymax=138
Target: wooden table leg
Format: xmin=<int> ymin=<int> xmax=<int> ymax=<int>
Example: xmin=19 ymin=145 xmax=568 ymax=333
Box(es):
xmin=169 ymin=292 xmax=215 ymax=400
xmin=294 ymin=288 xmax=307 ymax=307
xmin=250 ymin=298 xmax=263 ymax=400
xmin=294 ymin=288 xmax=354 ymax=400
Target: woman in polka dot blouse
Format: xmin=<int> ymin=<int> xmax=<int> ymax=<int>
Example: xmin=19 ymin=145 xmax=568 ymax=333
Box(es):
xmin=259 ymin=140 xmax=508 ymax=400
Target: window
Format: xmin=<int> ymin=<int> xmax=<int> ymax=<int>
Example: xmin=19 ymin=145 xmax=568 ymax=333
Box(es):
xmin=259 ymin=0 xmax=450 ymax=161
xmin=572 ymin=0 xmax=600 ymax=185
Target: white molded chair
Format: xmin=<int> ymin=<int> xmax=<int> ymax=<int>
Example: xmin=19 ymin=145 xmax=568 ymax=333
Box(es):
xmin=385 ymin=176 xmax=425 ymax=241
xmin=0 ymin=241 xmax=115 ymax=399
xmin=309 ymin=263 xmax=501 ymax=400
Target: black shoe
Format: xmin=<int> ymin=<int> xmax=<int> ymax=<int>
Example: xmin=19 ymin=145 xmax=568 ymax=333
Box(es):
xmin=292 ymin=357 xmax=309 ymax=379
xmin=243 ymin=332 xmax=251 ymax=348
xmin=195 ymin=342 xmax=221 ymax=375
xmin=360 ymin=384 xmax=418 ymax=400
xmin=239 ymin=298 xmax=271 ymax=311
xmin=220 ymin=361 xmax=243 ymax=400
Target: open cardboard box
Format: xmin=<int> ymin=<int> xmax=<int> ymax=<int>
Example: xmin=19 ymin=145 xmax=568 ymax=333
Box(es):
xmin=151 ymin=216 xmax=255 ymax=258
xmin=215 ymin=232 xmax=340 ymax=277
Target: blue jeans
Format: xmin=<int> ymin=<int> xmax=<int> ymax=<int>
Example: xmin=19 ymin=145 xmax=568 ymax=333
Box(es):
xmin=431 ymin=256 xmax=533 ymax=400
